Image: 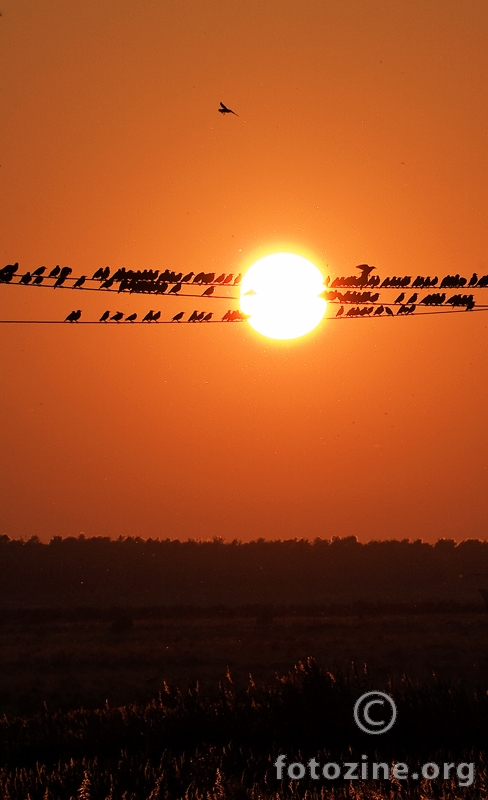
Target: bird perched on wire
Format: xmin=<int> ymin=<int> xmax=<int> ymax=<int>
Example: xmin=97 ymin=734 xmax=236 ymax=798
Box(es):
xmin=218 ymin=101 xmax=238 ymax=116
xmin=406 ymin=293 xmax=418 ymax=304
xmin=110 ymin=311 xmax=124 ymax=322
xmin=92 ymin=267 xmax=105 ymax=280
xmin=394 ymin=292 xmax=405 ymax=304
xmin=233 ymin=273 xmax=242 ymax=285
xmin=188 ymin=310 xmax=199 ymax=322
xmin=126 ymin=313 xmax=137 ymax=322
xmin=33 ymin=266 xmax=46 ymax=276
xmin=54 ymin=267 xmax=72 ymax=287
xmin=335 ymin=306 xmax=344 ymax=317
xmin=73 ymin=275 xmax=86 ymax=289
xmin=172 ymin=311 xmax=184 ymax=322
xmin=168 ymin=283 xmax=182 ymax=295
xmin=385 ymin=307 xmax=394 ymax=316
xmin=201 ymin=286 xmax=215 ymax=297
xmin=20 ymin=272 xmax=32 ymax=284
xmin=99 ymin=310 xmax=110 ymax=322
xmin=181 ymin=272 xmax=194 ymax=283
xmin=48 ymin=265 xmax=61 ymax=278
xmin=33 ymin=274 xmax=44 ymax=285
xmin=202 ymin=312 xmax=213 ymax=321
xmin=142 ymin=310 xmax=154 ymax=322
xmin=65 ymin=309 xmax=81 ymax=322
xmin=152 ymin=311 xmax=161 ymax=322
xmin=374 ymin=305 xmax=384 ymax=315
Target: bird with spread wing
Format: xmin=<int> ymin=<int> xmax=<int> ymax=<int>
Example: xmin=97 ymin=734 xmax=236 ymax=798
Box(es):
xmin=219 ymin=102 xmax=238 ymax=116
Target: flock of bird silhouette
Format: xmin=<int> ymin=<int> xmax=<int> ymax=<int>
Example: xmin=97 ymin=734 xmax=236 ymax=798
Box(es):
xmin=1 ymin=260 xmax=487 ymax=323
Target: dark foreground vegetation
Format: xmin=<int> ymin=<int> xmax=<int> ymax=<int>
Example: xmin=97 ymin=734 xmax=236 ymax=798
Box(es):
xmin=1 ymin=659 xmax=487 ymax=799
xmin=1 ymin=534 xmax=488 ymax=607
xmin=2 ymin=536 xmax=487 ymax=797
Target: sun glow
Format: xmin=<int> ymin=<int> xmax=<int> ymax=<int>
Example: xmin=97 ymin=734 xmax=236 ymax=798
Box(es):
xmin=240 ymin=253 xmax=326 ymax=340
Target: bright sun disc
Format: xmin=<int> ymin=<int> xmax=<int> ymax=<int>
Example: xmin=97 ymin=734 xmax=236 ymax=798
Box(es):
xmin=240 ymin=253 xmax=326 ymax=340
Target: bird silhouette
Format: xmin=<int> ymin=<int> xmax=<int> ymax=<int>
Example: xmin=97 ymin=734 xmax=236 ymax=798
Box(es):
xmin=233 ymin=273 xmax=242 ymax=285
xmin=142 ymin=310 xmax=154 ymax=322
xmin=99 ymin=310 xmax=110 ymax=322
xmin=406 ymin=293 xmax=418 ymax=304
xmin=374 ymin=305 xmax=384 ymax=315
xmin=92 ymin=267 xmax=105 ymax=280
xmin=172 ymin=311 xmax=184 ymax=322
xmin=110 ymin=311 xmax=124 ymax=322
xmin=33 ymin=266 xmax=46 ymax=276
xmin=202 ymin=312 xmax=213 ymax=321
xmin=33 ymin=275 xmax=44 ymax=285
xmin=168 ymin=283 xmax=182 ymax=294
xmin=65 ymin=309 xmax=81 ymax=322
xmin=201 ymin=286 xmax=215 ymax=296
xmin=20 ymin=272 xmax=32 ymax=284
xmin=126 ymin=313 xmax=137 ymax=322
xmin=182 ymin=272 xmax=194 ymax=283
xmin=48 ymin=265 xmax=61 ymax=278
xmin=219 ymin=101 xmax=238 ymax=116
xmin=394 ymin=292 xmax=405 ymax=304
xmin=214 ymin=274 xmax=226 ymax=284
xmin=335 ymin=306 xmax=344 ymax=317
xmin=54 ymin=267 xmax=72 ymax=287
xmin=152 ymin=311 xmax=161 ymax=322
xmin=188 ymin=310 xmax=199 ymax=322
xmin=469 ymin=272 xmax=478 ymax=287
xmin=223 ymin=274 xmax=234 ymax=284
xmin=73 ymin=275 xmax=86 ymax=289
xmin=385 ymin=307 xmax=394 ymax=316
xmin=100 ymin=277 xmax=116 ymax=289
xmin=102 ymin=266 xmax=110 ymax=280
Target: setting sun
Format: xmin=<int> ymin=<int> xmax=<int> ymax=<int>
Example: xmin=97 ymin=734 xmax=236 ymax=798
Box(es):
xmin=239 ymin=253 xmax=326 ymax=340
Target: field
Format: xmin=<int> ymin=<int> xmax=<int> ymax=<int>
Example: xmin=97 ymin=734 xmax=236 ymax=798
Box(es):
xmin=1 ymin=606 xmax=487 ymax=716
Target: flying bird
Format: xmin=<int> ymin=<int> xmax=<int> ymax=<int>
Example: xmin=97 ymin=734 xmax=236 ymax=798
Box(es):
xmin=172 ymin=311 xmax=184 ymax=322
xmin=219 ymin=102 xmax=238 ymax=116
xmin=99 ymin=310 xmax=110 ymax=322
xmin=65 ymin=309 xmax=81 ymax=322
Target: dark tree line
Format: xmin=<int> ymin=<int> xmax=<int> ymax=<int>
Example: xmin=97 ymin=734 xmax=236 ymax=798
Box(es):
xmin=0 ymin=535 xmax=487 ymax=608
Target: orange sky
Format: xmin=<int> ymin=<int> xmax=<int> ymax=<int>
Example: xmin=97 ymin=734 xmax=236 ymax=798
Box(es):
xmin=0 ymin=0 xmax=487 ymax=543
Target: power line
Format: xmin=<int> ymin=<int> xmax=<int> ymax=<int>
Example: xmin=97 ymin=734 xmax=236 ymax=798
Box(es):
xmin=2 ymin=306 xmax=488 ymax=324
